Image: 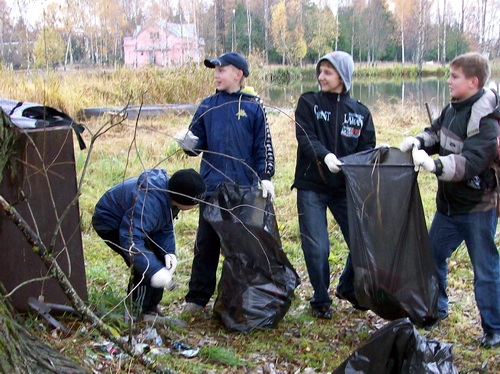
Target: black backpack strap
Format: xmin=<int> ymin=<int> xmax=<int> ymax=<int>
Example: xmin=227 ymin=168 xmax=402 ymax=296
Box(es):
xmin=8 ymin=101 xmax=23 ymax=116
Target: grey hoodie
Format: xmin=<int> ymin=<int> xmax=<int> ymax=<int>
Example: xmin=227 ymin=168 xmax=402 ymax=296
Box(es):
xmin=316 ymin=51 xmax=354 ymax=93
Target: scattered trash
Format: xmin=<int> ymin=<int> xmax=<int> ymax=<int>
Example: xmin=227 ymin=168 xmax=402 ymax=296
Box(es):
xmin=133 ymin=343 xmax=150 ymax=356
xmin=172 ymin=341 xmax=200 ymax=358
xmin=150 ymin=347 xmax=172 ymax=355
xmin=136 ymin=327 xmax=163 ymax=346
xmin=180 ymin=349 xmax=200 ymax=358
xmin=172 ymin=341 xmax=191 ymax=351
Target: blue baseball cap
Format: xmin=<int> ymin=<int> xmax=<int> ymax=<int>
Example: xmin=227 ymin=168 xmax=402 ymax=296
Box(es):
xmin=204 ymin=52 xmax=250 ymax=77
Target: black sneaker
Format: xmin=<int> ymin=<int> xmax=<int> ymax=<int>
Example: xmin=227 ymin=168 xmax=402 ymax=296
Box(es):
xmin=312 ymin=306 xmax=332 ymax=320
xmin=335 ymin=291 xmax=369 ymax=311
xmin=480 ymin=332 xmax=500 ymax=348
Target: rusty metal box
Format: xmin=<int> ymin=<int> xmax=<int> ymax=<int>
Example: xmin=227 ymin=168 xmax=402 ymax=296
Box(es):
xmin=0 ymin=126 xmax=88 ymax=312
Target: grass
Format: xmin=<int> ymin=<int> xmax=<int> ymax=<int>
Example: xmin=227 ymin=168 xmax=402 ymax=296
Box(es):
xmin=1 ymin=68 xmax=499 ymax=373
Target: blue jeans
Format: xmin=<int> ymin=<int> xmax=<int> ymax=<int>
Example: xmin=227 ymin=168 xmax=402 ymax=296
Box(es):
xmin=297 ymin=189 xmax=354 ymax=308
xmin=429 ymin=209 xmax=500 ymax=334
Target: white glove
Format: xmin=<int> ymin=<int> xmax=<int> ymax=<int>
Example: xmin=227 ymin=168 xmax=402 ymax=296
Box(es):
xmin=150 ymin=254 xmax=177 ymax=288
xmin=324 ymin=153 xmax=342 ymax=173
xmin=399 ymin=136 xmax=421 ymax=153
xmin=174 ymin=128 xmax=199 ymax=151
xmin=261 ymin=179 xmax=275 ymax=201
xmin=164 ymin=253 xmax=177 ymax=272
xmin=150 ymin=267 xmax=173 ymax=288
xmin=412 ymin=148 xmax=436 ymax=173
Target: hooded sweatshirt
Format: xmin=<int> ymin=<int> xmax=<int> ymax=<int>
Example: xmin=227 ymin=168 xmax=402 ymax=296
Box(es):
xmin=293 ymin=52 xmax=376 ymax=196
xmin=92 ymin=169 xmax=176 ymax=279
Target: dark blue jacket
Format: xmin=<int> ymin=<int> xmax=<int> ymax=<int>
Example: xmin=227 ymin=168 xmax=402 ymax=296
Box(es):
xmin=92 ymin=169 xmax=175 ymax=278
xmin=187 ymin=87 xmax=275 ymax=193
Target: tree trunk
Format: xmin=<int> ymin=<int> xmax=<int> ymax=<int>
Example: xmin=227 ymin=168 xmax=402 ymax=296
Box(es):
xmin=479 ymin=0 xmax=488 ymax=53
xmin=442 ymin=0 xmax=447 ymax=62
xmin=246 ymin=0 xmax=252 ymax=55
xmin=0 ymin=287 xmax=89 ymax=374
xmin=264 ymin=0 xmax=269 ymax=63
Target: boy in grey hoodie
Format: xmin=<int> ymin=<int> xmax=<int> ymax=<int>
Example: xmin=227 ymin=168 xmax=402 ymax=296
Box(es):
xmin=292 ymin=51 xmax=376 ymax=319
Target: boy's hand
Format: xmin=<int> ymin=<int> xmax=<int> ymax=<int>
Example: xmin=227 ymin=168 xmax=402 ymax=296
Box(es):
xmin=151 ymin=267 xmax=173 ymax=288
xmin=412 ymin=148 xmax=436 ymax=173
xmin=164 ymin=253 xmax=177 ymax=271
xmin=174 ymin=128 xmax=199 ymax=151
xmin=399 ymin=136 xmax=420 ymax=153
xmin=324 ymin=153 xmax=343 ymax=173
xmin=150 ymin=255 xmax=177 ymax=289
xmin=261 ymin=179 xmax=275 ymax=201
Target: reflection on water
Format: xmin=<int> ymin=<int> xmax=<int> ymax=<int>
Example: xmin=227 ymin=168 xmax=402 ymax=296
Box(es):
xmin=262 ymin=76 xmax=499 ymax=119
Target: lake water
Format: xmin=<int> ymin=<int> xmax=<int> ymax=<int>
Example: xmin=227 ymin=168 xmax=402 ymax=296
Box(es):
xmin=263 ymin=75 xmax=500 ymax=118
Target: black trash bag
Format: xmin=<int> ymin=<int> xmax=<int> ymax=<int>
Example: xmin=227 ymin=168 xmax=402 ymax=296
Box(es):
xmin=340 ymin=147 xmax=439 ymax=328
xmin=334 ymin=318 xmax=458 ymax=374
xmin=204 ymin=182 xmax=300 ymax=333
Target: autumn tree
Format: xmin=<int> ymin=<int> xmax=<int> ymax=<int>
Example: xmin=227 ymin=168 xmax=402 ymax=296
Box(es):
xmin=304 ymin=1 xmax=338 ymax=60
xmin=33 ymin=27 xmax=65 ymax=69
xmin=464 ymin=0 xmax=499 ymax=55
xmin=415 ymin=0 xmax=432 ymax=72
xmin=9 ymin=0 xmax=35 ymax=69
xmin=94 ymin=0 xmax=127 ymax=66
xmin=393 ymin=0 xmax=411 ymax=63
xmin=393 ymin=0 xmax=432 ymax=66
xmin=270 ymin=0 xmax=306 ymax=65
xmin=0 ymin=0 xmax=14 ymax=66
xmin=359 ymin=0 xmax=396 ymax=62
xmin=270 ymin=0 xmax=287 ymax=64
xmin=122 ymin=0 xmax=146 ymax=33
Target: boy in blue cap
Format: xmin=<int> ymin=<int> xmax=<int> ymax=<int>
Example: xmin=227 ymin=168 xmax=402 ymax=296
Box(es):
xmin=174 ymin=52 xmax=275 ymax=313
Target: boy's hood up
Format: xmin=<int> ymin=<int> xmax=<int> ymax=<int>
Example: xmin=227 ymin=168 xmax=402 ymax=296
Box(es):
xmin=316 ymin=51 xmax=354 ymax=93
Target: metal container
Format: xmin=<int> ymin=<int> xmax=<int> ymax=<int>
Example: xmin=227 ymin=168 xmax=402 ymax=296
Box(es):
xmin=0 ymin=126 xmax=88 ymax=312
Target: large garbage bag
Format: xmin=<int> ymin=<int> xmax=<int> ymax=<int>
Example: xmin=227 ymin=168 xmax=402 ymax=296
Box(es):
xmin=340 ymin=147 xmax=438 ymax=328
xmin=204 ymin=182 xmax=300 ymax=333
xmin=334 ymin=318 xmax=458 ymax=374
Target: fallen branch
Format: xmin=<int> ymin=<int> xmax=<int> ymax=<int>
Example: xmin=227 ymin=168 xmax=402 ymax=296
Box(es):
xmin=0 ymin=193 xmax=172 ymax=374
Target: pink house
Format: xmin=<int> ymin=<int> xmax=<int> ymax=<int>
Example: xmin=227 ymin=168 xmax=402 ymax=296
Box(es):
xmin=124 ymin=22 xmax=205 ymax=67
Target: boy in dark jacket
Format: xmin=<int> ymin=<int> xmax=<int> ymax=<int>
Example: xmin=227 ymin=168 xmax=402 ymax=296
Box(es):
xmin=400 ymin=52 xmax=499 ymax=347
xmin=293 ymin=51 xmax=376 ymax=319
xmin=174 ymin=52 xmax=275 ymax=313
xmin=92 ymin=168 xmax=206 ymax=316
